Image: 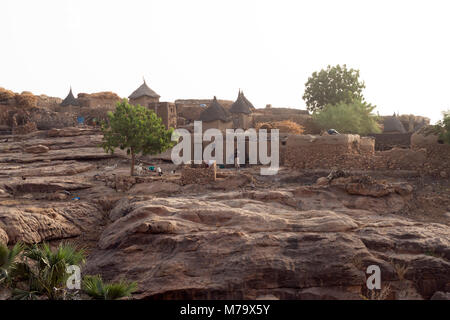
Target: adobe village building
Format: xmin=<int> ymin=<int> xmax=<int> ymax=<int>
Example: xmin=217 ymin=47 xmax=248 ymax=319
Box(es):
xmin=198 ymin=91 xmax=255 ymax=131
xmin=53 ymin=80 xmax=432 ymax=155
xmin=229 ymin=90 xmax=253 ymax=130
xmin=199 ymin=96 xmax=232 ymax=131
xmin=128 ymin=80 xmax=177 ymax=130
xmin=60 ymin=87 xmax=80 ymax=109
xmin=128 ymin=79 xmax=160 ymax=106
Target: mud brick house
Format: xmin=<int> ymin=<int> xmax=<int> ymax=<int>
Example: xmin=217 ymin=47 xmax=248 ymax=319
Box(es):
xmin=148 ymin=101 xmax=177 ymax=129
xmin=175 ymin=98 xmax=234 ymax=125
xmin=199 ymin=96 xmax=232 ymax=131
xmin=128 ymin=79 xmax=160 ymax=106
xmin=60 ymin=87 xmax=80 ymax=109
xmin=129 ymin=80 xmax=177 ymax=129
xmin=369 ymin=116 xmax=412 ymax=151
xmin=229 ymin=90 xmax=253 ymax=130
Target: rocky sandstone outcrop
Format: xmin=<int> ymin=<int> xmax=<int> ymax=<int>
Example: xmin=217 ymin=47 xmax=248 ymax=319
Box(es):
xmin=24 ymin=144 xmax=49 ymax=154
xmin=85 ymin=189 xmax=450 ymax=300
xmin=0 ymin=227 xmax=8 ymax=245
xmin=0 ymin=125 xmax=449 ymax=300
xmin=0 ymin=202 xmax=104 ymax=244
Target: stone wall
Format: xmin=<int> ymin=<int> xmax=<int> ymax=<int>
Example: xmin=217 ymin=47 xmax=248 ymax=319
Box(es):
xmin=283 ymin=134 xmax=361 ymax=169
xmin=367 ymin=133 xmax=412 ymax=151
xmin=30 ymin=108 xmax=77 ymax=130
xmin=421 ymin=144 xmax=450 ymax=177
xmin=360 ymin=137 xmax=375 ymax=155
xmin=282 ymin=133 xmax=449 ymax=177
xmin=148 ymin=102 xmax=177 ymax=129
xmin=180 ymin=163 xmax=216 ymax=185
xmin=12 ymin=122 xmax=37 ymax=135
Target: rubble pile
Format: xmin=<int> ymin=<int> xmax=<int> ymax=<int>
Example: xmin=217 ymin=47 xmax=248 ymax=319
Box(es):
xmin=181 ymin=162 xmax=216 ymax=185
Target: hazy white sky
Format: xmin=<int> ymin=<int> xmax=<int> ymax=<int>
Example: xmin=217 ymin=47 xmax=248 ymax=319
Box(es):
xmin=1 ymin=0 xmax=449 ymax=123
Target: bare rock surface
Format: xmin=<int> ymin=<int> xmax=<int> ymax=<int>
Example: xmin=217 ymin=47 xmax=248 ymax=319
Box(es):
xmin=128 ymin=181 xmax=181 ymax=195
xmin=0 ymin=147 xmax=121 ymax=163
xmin=85 ymin=190 xmax=450 ymax=300
xmin=0 ymin=202 xmax=104 ymax=244
xmin=0 ymin=127 xmax=449 ymax=300
xmin=24 ymin=144 xmax=49 ymax=154
xmin=47 ymin=127 xmax=100 ymax=137
xmin=0 ymin=227 xmax=8 ymax=245
xmin=3 ymin=177 xmax=92 ymax=194
xmin=0 ymin=161 xmax=94 ymax=178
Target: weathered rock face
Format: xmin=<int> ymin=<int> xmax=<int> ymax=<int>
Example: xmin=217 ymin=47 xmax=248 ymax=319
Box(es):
xmin=85 ymin=190 xmax=450 ymax=300
xmin=0 ymin=202 xmax=104 ymax=244
xmin=3 ymin=177 xmax=92 ymax=194
xmin=0 ymin=147 xmax=119 ymax=163
xmin=0 ymin=227 xmax=8 ymax=245
xmin=24 ymin=144 xmax=49 ymax=154
xmin=0 ymin=121 xmax=448 ymax=300
xmin=128 ymin=181 xmax=181 ymax=195
xmin=0 ymin=161 xmax=94 ymax=178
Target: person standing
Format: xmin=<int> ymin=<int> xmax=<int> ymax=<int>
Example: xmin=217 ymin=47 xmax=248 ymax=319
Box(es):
xmin=235 ymin=154 xmax=240 ymax=171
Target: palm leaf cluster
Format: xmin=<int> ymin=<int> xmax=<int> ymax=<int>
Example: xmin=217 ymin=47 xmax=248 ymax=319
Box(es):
xmin=0 ymin=242 xmax=25 ymax=285
xmin=14 ymin=242 xmax=85 ymax=300
xmin=0 ymin=241 xmax=137 ymax=300
xmin=82 ymin=275 xmax=137 ymax=300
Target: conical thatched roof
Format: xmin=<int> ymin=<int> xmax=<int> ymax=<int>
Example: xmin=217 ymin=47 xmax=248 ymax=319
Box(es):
xmin=230 ymin=90 xmax=253 ymax=114
xmin=199 ymin=96 xmax=231 ymax=122
xmin=383 ymin=116 xmax=406 ymax=133
xmin=60 ymin=88 xmax=79 ymax=106
xmin=128 ymin=80 xmax=160 ymax=99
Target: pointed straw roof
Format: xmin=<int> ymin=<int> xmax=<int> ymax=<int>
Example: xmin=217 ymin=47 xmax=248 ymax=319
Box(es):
xmin=199 ymin=96 xmax=231 ymax=122
xmin=60 ymin=87 xmax=79 ymax=106
xmin=230 ymin=90 xmax=253 ymax=114
xmin=128 ymin=80 xmax=160 ymax=99
xmin=383 ymin=116 xmax=406 ymax=133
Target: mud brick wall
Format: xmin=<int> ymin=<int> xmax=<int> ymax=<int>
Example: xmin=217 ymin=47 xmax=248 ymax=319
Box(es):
xmin=283 ymin=134 xmax=361 ymax=169
xmin=12 ymin=122 xmax=37 ymax=135
xmin=181 ymin=163 xmax=216 ymax=185
xmin=372 ymin=148 xmax=427 ymax=171
xmin=360 ymin=137 xmax=375 ymax=155
xmin=368 ymin=133 xmax=412 ymax=151
xmin=422 ymin=144 xmax=450 ymax=177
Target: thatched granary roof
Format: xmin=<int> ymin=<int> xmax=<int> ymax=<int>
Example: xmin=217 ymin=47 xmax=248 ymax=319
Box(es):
xmin=383 ymin=116 xmax=406 ymax=133
xmin=60 ymin=88 xmax=79 ymax=106
xmin=128 ymin=80 xmax=160 ymax=99
xmin=230 ymin=90 xmax=253 ymax=114
xmin=199 ymin=96 xmax=231 ymax=122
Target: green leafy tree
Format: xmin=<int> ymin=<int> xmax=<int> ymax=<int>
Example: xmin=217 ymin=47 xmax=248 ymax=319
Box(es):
xmin=82 ymin=275 xmax=137 ymax=300
xmin=101 ymin=100 xmax=175 ymax=176
xmin=303 ymin=64 xmax=366 ymax=113
xmin=437 ymin=110 xmax=450 ymax=144
xmin=312 ymin=100 xmax=381 ymax=135
xmin=13 ymin=242 xmax=85 ymax=300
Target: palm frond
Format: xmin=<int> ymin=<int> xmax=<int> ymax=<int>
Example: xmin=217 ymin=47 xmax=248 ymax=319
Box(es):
xmin=82 ymin=275 xmax=105 ymax=299
xmin=83 ymin=275 xmax=137 ymax=300
xmin=12 ymin=288 xmax=39 ymax=300
xmin=104 ymin=280 xmax=137 ymax=300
